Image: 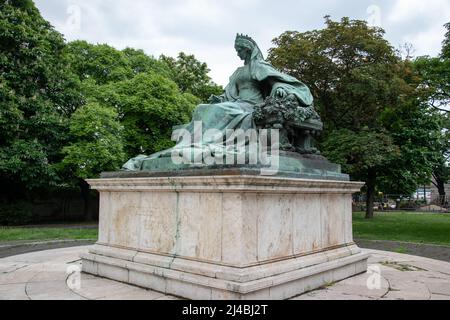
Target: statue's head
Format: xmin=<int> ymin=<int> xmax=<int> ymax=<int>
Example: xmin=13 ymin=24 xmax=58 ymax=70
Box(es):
xmin=235 ymin=34 xmax=256 ymax=51
xmin=234 ymin=33 xmax=263 ymax=62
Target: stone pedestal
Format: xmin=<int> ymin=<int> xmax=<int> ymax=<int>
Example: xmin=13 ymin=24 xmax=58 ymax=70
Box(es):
xmin=81 ymin=174 xmax=368 ymax=299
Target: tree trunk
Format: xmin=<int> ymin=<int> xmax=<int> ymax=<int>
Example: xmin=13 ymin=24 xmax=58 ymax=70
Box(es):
xmin=436 ymin=179 xmax=446 ymax=206
xmin=79 ymin=179 xmax=92 ymax=221
xmin=365 ymin=171 xmax=376 ymax=219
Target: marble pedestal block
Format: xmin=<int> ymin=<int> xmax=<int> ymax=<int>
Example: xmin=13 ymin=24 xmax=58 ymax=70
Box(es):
xmin=81 ymin=175 xmax=368 ymax=299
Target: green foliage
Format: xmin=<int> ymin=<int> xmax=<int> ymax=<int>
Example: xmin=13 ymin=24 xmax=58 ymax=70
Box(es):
xmin=269 ymin=17 xmax=400 ymax=131
xmin=414 ymin=56 xmax=450 ymax=111
xmin=0 ymin=139 xmax=57 ymax=188
xmin=0 ymin=201 xmax=33 ymax=226
xmin=8 ymin=4 xmax=444 ymax=221
xmin=65 ymin=41 xmax=172 ymax=85
xmin=413 ymin=22 xmax=450 ymax=196
xmin=160 ymin=52 xmax=222 ymax=102
xmin=321 ymin=129 xmax=399 ymax=180
xmin=430 ymin=113 xmax=450 ymax=197
xmin=92 ymin=73 xmax=199 ymax=157
xmin=379 ymin=100 xmax=442 ymax=194
xmin=0 ymin=1 xmax=222 ymax=222
xmin=442 ymin=22 xmax=450 ymax=60
xmin=62 ymin=102 xmax=125 ymax=179
xmin=0 ymin=0 xmax=83 ymax=197
xmin=65 ymin=42 xmax=208 ymax=160
xmin=269 ymin=17 xmax=440 ymax=198
xmin=122 ymin=47 xmax=172 ymax=78
xmin=65 ymin=41 xmax=132 ymax=85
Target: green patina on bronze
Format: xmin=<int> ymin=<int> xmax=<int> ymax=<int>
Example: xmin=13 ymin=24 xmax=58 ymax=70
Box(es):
xmin=121 ymin=34 xmax=346 ymax=180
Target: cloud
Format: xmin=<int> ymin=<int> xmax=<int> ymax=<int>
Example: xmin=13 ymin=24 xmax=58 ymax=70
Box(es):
xmin=385 ymin=0 xmax=450 ymax=56
xmin=387 ymin=0 xmax=449 ymax=24
xmin=34 ymin=0 xmax=449 ymax=85
xmin=402 ymin=24 xmax=448 ymax=57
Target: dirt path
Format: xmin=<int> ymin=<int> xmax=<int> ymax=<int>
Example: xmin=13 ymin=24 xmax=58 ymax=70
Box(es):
xmin=355 ymin=239 xmax=450 ymax=262
xmin=2 ymin=237 xmax=450 ymax=262
xmin=0 ymin=239 xmax=96 ymax=258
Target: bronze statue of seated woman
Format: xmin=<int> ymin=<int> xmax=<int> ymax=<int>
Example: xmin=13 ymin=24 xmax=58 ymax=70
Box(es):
xmin=121 ymin=34 xmax=335 ymax=177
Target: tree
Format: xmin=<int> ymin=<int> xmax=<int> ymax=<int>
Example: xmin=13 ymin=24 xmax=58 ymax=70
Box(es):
xmin=0 ymin=1 xmax=221 ymax=222
xmin=322 ymin=129 xmax=399 ymax=217
xmin=414 ymin=22 xmax=450 ymax=201
xmin=377 ymin=98 xmax=442 ymax=196
xmin=122 ymin=47 xmax=172 ymax=79
xmin=160 ymin=52 xmax=222 ymax=102
xmin=65 ymin=42 xmax=205 ymax=163
xmin=413 ymin=22 xmax=449 ymax=122
xmin=443 ymin=22 xmax=450 ymax=62
xmin=66 ymin=41 xmax=172 ymax=85
xmin=0 ymin=0 xmax=83 ymax=201
xmin=91 ymin=72 xmax=200 ymax=158
xmin=414 ymin=59 xmax=450 ymax=112
xmin=65 ymin=41 xmax=132 ymax=85
xmin=427 ymin=111 xmax=450 ymax=202
xmin=269 ymin=17 xmax=399 ymax=132
xmin=61 ymin=102 xmax=125 ymax=220
xmin=268 ymin=17 xmax=441 ymax=218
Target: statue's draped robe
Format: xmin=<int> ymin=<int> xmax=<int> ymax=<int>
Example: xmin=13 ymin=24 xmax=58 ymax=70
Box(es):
xmin=122 ymin=60 xmax=314 ymax=170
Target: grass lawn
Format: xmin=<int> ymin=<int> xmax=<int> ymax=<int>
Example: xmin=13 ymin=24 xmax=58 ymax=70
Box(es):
xmin=353 ymin=212 xmax=450 ymax=246
xmin=0 ymin=227 xmax=98 ymax=243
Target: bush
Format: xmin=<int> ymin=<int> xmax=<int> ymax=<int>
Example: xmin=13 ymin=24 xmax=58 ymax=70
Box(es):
xmin=0 ymin=202 xmax=33 ymax=226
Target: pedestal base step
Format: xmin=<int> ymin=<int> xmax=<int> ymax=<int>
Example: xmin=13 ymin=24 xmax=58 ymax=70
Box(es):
xmin=81 ymin=244 xmax=369 ymax=300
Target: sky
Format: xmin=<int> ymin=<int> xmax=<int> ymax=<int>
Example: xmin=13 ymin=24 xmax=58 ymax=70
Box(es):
xmin=34 ymin=0 xmax=450 ymax=86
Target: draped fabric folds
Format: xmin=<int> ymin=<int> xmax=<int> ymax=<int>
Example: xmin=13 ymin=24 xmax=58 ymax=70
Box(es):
xmin=122 ymin=45 xmax=314 ymax=171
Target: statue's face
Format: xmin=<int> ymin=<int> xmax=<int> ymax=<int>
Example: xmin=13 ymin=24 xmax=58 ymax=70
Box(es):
xmin=235 ymin=45 xmax=250 ymax=61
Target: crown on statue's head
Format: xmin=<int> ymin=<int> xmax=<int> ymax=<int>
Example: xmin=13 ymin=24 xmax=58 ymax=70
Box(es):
xmin=235 ymin=33 xmax=256 ymax=49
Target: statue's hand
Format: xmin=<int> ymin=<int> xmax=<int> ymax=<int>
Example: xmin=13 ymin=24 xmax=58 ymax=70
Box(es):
xmin=208 ymin=95 xmax=222 ymax=104
xmin=275 ymin=88 xmax=287 ymax=99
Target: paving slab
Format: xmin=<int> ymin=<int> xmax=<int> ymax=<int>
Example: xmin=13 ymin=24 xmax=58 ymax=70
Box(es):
xmin=26 ymin=280 xmax=86 ymax=300
xmin=0 ymin=283 xmax=29 ymax=300
xmin=0 ymin=246 xmax=449 ymax=300
xmin=431 ymin=294 xmax=450 ymax=300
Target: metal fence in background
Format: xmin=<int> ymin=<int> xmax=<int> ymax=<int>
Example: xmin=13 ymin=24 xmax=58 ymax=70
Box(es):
xmin=352 ymin=193 xmax=450 ymax=213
